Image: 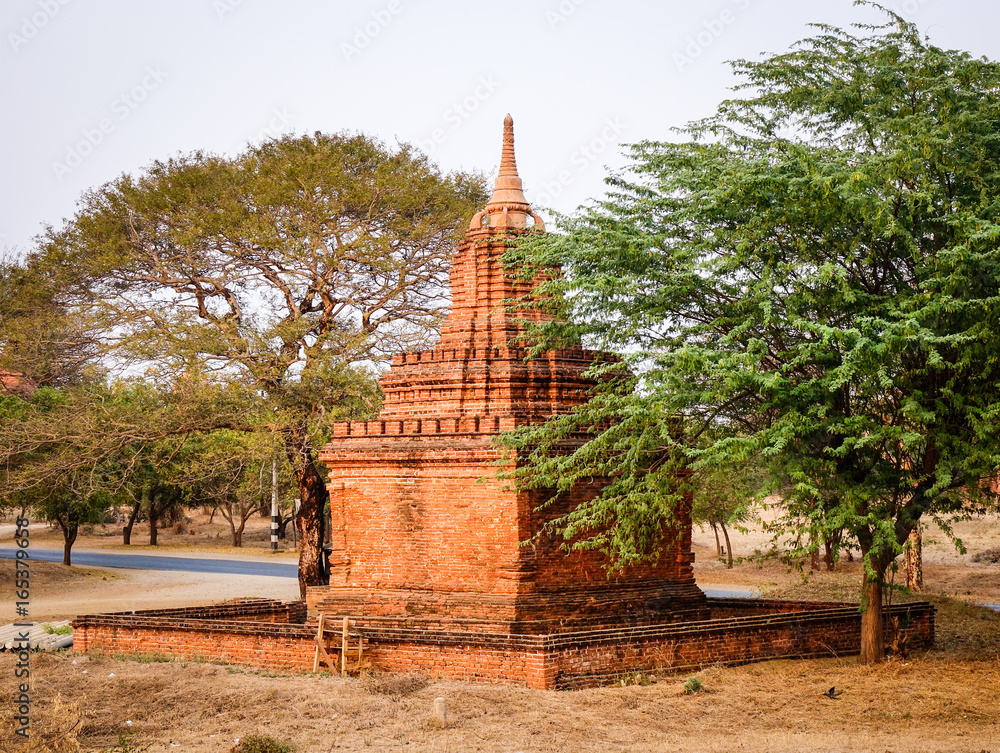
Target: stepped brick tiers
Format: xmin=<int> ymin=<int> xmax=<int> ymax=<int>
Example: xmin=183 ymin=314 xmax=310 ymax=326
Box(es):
xmin=311 ymin=114 xmax=709 ymax=635
xmin=72 ymin=116 xmax=935 ymax=689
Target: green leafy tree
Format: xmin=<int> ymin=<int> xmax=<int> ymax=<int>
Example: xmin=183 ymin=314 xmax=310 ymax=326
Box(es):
xmin=1 ymin=387 xmax=115 ymax=564
xmin=691 ymin=463 xmax=756 ymax=569
xmin=502 ymin=5 xmax=1000 ymax=663
xmin=29 ymin=133 xmax=486 ymax=595
xmin=0 ymin=380 xmax=246 ymax=543
xmin=33 ymin=485 xmax=112 ymax=566
xmin=178 ymin=430 xmax=279 ymax=547
xmin=0 ymin=251 xmax=102 ymax=388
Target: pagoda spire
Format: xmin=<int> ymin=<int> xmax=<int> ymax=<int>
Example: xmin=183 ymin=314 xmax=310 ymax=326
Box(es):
xmin=470 ymin=114 xmax=544 ymax=231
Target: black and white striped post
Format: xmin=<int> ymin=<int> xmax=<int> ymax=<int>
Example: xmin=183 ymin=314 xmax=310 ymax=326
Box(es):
xmin=270 ymin=455 xmax=279 ymax=551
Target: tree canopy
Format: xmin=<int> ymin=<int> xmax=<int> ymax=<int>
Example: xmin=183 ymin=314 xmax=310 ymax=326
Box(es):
xmin=17 ymin=132 xmax=487 ymax=594
xmin=501 ymin=4 xmax=1000 ymax=662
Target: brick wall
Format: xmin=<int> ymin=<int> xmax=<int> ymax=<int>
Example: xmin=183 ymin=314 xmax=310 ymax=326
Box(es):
xmin=316 ymin=440 xmax=708 ymax=630
xmin=125 ymin=600 xmax=307 ymax=624
xmin=72 ymin=598 xmax=935 ymax=691
xmin=543 ymin=600 xmax=935 ymax=689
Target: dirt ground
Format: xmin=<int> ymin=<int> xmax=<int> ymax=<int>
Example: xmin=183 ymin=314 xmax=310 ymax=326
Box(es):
xmin=690 ymin=511 xmax=1000 ymax=607
xmin=0 ymin=511 xmax=998 ymax=752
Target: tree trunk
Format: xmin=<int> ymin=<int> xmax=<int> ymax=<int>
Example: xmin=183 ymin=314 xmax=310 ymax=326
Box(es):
xmin=234 ymin=515 xmax=246 ymax=548
xmin=220 ymin=502 xmax=237 ymax=547
xmin=60 ymin=521 xmax=78 ymax=566
xmin=859 ymin=561 xmax=886 ymax=664
xmin=149 ymin=489 xmax=159 ymax=546
xmin=123 ymin=498 xmax=141 ymax=545
xmin=710 ymin=521 xmax=722 ymax=557
xmin=824 ymin=537 xmax=836 ymax=571
xmin=809 ymin=533 xmax=820 ymax=571
xmin=290 ymin=444 xmax=329 ymax=599
xmin=720 ymin=521 xmax=733 ymax=569
xmin=904 ymin=527 xmax=923 ymax=592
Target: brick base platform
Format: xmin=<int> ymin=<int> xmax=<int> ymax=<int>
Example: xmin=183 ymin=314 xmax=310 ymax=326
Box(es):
xmin=72 ymin=598 xmax=935 ymax=690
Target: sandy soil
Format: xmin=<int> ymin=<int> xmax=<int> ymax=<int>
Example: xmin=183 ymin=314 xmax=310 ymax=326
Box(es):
xmin=691 ymin=510 xmax=1000 ymax=605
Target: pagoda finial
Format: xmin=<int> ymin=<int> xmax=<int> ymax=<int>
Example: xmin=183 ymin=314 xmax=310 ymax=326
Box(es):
xmin=485 ymin=114 xmax=530 ymax=211
xmin=498 ymin=113 xmax=518 ymax=180
xmin=470 ymin=114 xmax=542 ymax=230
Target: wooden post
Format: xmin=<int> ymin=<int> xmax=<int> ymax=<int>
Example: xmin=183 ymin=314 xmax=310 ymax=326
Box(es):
xmin=312 ymin=613 xmax=325 ymax=673
xmin=341 ymin=617 xmax=349 ymax=676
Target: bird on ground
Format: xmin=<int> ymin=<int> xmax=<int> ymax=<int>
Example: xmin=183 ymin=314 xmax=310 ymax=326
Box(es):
xmin=822 ymin=687 xmax=843 ymax=699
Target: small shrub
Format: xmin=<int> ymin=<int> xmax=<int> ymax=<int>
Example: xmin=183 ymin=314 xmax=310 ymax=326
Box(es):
xmin=618 ymin=672 xmax=655 ymax=686
xmin=972 ymin=547 xmax=1000 ymax=564
xmin=101 ymin=731 xmax=153 ymax=753
xmin=232 ymin=734 xmax=294 ymax=753
xmin=43 ymin=623 xmax=73 ymax=635
xmin=683 ymin=676 xmax=703 ymax=694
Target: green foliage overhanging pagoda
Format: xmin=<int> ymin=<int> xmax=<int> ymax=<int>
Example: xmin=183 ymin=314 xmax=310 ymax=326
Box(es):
xmin=500 ymin=2 xmax=1000 ymax=663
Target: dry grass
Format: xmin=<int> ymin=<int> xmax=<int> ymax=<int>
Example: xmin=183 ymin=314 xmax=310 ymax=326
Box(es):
xmin=0 ymin=694 xmax=82 ymax=753
xmin=3 ymin=568 xmax=998 ymax=752
xmin=3 ymin=647 xmax=997 ymax=752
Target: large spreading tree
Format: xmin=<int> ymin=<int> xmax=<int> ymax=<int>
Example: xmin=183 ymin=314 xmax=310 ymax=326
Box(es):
xmin=502 ymin=5 xmax=1000 ymax=662
xmin=29 ymin=133 xmax=486 ymax=595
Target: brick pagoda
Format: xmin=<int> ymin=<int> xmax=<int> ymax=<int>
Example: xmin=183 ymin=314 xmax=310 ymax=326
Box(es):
xmin=311 ymin=115 xmax=708 ymax=634
xmin=74 ymin=117 xmax=935 ymax=690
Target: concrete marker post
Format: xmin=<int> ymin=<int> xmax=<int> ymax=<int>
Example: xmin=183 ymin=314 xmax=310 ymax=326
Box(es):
xmin=433 ymin=697 xmax=447 ymax=728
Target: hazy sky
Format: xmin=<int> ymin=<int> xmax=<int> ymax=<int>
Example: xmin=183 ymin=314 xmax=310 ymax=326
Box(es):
xmin=3 ymin=0 xmax=999 ymax=256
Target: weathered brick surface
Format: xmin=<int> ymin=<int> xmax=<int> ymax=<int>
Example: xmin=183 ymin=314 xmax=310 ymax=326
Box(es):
xmin=71 ymin=598 xmax=936 ymax=690
xmin=316 ymin=220 xmax=708 ymax=631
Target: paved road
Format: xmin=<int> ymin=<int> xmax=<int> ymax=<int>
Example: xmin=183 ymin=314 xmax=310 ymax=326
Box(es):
xmin=1 ymin=547 xmax=762 ymax=595
xmin=6 ymin=547 xmax=998 ymax=614
xmin=0 ymin=548 xmax=768 ymax=595
xmin=0 ymin=547 xmax=298 ymax=578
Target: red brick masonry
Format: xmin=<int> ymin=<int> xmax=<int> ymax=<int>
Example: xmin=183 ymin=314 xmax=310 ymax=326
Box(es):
xmin=315 ymin=118 xmax=708 ymax=637
xmin=72 ymin=598 xmax=935 ymax=690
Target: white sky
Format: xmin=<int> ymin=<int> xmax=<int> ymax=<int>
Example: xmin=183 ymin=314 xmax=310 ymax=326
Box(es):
xmin=2 ymin=0 xmax=999 ymax=256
